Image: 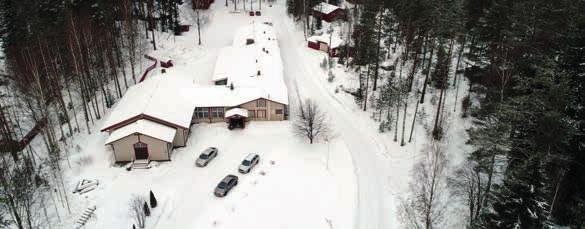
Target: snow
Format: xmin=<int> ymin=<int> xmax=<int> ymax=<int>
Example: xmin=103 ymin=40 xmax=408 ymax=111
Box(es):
xmin=213 ymin=21 xmax=289 ymax=106
xmin=101 ymin=69 xmax=197 ymax=130
xmin=313 ymin=2 xmax=340 ymax=15
xmin=308 ymin=34 xmax=345 ymax=49
xmin=225 ymin=108 xmax=249 ymax=118
xmin=105 ymin=119 xmax=176 ymax=144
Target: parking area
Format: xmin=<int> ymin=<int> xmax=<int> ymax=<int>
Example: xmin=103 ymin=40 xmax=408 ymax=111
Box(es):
xmin=73 ymin=121 xmax=355 ymax=229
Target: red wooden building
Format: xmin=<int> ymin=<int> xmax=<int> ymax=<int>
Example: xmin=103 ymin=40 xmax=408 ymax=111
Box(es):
xmin=193 ymin=0 xmax=214 ymax=9
xmin=312 ymin=2 xmax=343 ymax=22
xmin=307 ymin=34 xmax=344 ymax=57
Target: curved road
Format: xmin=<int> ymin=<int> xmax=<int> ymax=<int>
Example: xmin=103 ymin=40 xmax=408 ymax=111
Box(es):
xmin=267 ymin=5 xmax=395 ymax=229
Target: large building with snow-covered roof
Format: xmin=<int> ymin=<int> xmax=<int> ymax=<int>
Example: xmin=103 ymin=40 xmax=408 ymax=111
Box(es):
xmin=102 ymin=21 xmax=288 ymax=163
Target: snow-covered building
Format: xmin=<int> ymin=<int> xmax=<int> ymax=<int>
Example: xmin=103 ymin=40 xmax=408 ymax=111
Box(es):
xmin=312 ymin=2 xmax=344 ymax=22
xmin=307 ymin=34 xmax=345 ymax=57
xmin=102 ymin=22 xmax=288 ymax=163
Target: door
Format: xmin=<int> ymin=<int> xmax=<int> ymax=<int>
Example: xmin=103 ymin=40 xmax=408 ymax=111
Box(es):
xmin=133 ymin=142 xmax=148 ymax=160
xmin=256 ymin=110 xmax=266 ymax=120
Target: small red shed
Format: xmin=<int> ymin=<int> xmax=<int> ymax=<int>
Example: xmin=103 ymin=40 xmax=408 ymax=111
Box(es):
xmin=307 ymin=34 xmax=344 ymax=57
xmin=193 ymin=0 xmax=213 ymax=9
xmin=312 ymin=2 xmax=344 ymax=22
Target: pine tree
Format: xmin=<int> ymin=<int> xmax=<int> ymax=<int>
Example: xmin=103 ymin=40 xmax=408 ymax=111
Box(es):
xmin=149 ymin=190 xmax=157 ymax=208
xmin=143 ymin=201 xmax=150 ymax=217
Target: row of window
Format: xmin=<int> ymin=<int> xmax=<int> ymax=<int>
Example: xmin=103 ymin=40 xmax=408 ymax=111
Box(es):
xmin=195 ymin=107 xmax=225 ymax=119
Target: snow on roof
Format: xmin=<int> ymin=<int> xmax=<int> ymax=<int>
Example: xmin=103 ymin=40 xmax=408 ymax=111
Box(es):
xmin=105 ymin=119 xmax=176 ymax=144
xmin=102 ymin=68 xmax=196 ymax=131
xmin=225 ymin=108 xmax=249 ymax=118
xmin=103 ymin=23 xmax=288 ymax=132
xmin=216 ymin=21 xmax=289 ymax=105
xmin=313 ymin=2 xmax=340 ymax=15
xmin=308 ymin=34 xmax=344 ymax=49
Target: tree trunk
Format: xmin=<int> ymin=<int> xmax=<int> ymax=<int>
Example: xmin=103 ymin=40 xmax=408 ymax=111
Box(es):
xmin=420 ymin=38 xmax=434 ymax=104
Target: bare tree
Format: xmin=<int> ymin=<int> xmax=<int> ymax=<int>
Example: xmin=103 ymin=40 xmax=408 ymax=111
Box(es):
xmin=129 ymin=195 xmax=146 ymax=228
xmin=400 ymin=143 xmax=449 ymax=229
xmin=449 ymin=161 xmax=484 ymax=228
xmin=294 ymin=99 xmax=329 ymax=144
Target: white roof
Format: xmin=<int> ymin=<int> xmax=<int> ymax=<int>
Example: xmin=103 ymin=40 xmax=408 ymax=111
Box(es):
xmin=105 ymin=119 xmax=176 ymax=144
xmin=308 ymin=34 xmax=344 ymax=49
xmin=313 ymin=2 xmax=340 ymax=14
xmin=214 ymin=22 xmax=289 ymax=105
xmin=103 ymin=22 xmax=288 ymax=132
xmin=102 ymin=69 xmax=196 ymax=130
xmin=225 ymin=108 xmax=249 ymax=118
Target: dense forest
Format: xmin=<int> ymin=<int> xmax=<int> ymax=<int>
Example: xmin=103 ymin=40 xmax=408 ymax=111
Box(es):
xmin=287 ymin=0 xmax=585 ymax=228
xmin=0 ymin=0 xmax=181 ymax=228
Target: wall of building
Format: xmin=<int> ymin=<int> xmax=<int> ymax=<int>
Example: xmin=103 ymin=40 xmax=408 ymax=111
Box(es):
xmin=172 ymin=127 xmax=188 ymax=147
xmin=110 ymin=134 xmax=171 ymax=162
xmin=239 ymin=99 xmax=285 ymax=121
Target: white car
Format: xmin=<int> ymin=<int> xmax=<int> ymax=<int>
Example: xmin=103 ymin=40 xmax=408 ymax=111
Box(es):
xmin=196 ymin=147 xmax=218 ymax=167
xmin=238 ymin=153 xmax=260 ymax=174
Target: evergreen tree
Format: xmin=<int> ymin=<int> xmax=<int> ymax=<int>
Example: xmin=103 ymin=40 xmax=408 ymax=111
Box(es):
xmin=149 ymin=190 xmax=158 ymax=208
xmin=143 ymin=201 xmax=150 ymax=217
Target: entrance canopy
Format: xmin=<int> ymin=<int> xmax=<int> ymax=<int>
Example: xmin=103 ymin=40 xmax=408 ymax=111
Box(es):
xmin=225 ymin=108 xmax=249 ymax=119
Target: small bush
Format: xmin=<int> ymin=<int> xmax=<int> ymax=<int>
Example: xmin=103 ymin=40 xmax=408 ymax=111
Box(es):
xmin=327 ymin=71 xmax=335 ymax=82
xmin=75 ymin=155 xmax=93 ymax=167
xmin=149 ymin=191 xmax=158 ymax=208
xmin=320 ymin=58 xmax=328 ymax=70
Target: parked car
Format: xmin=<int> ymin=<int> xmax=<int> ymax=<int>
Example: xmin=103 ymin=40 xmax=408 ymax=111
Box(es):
xmin=238 ymin=153 xmax=260 ymax=174
xmin=196 ymin=147 xmax=218 ymax=167
xmin=214 ymin=175 xmax=238 ymax=197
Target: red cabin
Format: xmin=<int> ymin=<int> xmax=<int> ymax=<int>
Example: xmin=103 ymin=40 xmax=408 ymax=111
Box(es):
xmin=307 ymin=34 xmax=344 ymax=57
xmin=193 ymin=0 xmax=213 ymax=9
xmin=312 ymin=2 xmax=344 ymax=22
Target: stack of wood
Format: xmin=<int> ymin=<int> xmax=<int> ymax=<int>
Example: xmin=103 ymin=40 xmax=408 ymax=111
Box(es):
xmin=72 ymin=179 xmax=99 ymax=194
xmin=74 ymin=205 xmax=97 ymax=229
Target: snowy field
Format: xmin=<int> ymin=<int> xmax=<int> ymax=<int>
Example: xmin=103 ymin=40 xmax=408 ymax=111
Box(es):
xmin=65 ymin=122 xmax=355 ymax=229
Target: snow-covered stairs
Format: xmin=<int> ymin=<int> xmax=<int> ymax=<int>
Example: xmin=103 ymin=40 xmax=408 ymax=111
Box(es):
xmin=74 ymin=205 xmax=96 ymax=229
xmin=132 ymin=159 xmax=151 ymax=169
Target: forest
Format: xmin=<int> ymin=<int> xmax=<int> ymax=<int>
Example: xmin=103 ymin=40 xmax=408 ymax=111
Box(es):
xmin=288 ymin=0 xmax=585 ymax=228
xmin=0 ymin=0 xmax=180 ymax=228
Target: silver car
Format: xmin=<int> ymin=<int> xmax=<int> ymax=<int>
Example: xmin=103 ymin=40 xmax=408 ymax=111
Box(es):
xmin=238 ymin=153 xmax=260 ymax=174
xmin=196 ymin=147 xmax=218 ymax=167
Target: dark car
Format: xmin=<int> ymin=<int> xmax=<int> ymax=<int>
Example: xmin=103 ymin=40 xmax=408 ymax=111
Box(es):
xmin=238 ymin=153 xmax=260 ymax=174
xmin=214 ymin=175 xmax=238 ymax=197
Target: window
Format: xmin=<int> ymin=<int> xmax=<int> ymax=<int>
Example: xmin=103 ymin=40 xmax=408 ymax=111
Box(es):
xmin=212 ymin=107 xmax=224 ymax=118
xmin=248 ymin=110 xmax=255 ymax=119
xmin=195 ymin=107 xmax=209 ymax=118
xmin=256 ymin=99 xmax=266 ymax=107
xmin=275 ymin=109 xmax=283 ymax=115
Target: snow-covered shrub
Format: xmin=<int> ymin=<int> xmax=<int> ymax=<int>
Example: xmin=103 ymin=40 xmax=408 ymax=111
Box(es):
xmin=75 ymin=155 xmax=93 ymax=167
xmin=320 ymin=58 xmax=328 ymax=70
xmin=130 ymin=196 xmax=146 ymax=228
xmin=327 ymin=71 xmax=335 ymax=82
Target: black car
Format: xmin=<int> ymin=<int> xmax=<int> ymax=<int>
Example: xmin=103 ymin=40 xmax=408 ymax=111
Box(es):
xmin=214 ymin=175 xmax=238 ymax=197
